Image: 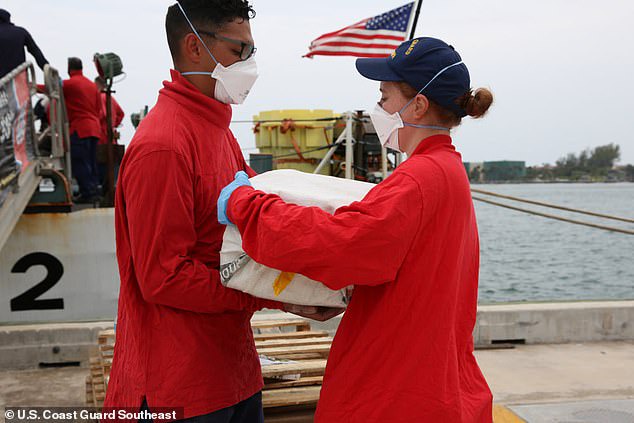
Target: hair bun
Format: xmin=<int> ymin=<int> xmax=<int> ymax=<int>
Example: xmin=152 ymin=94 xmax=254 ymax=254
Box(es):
xmin=464 ymin=88 xmax=493 ymax=118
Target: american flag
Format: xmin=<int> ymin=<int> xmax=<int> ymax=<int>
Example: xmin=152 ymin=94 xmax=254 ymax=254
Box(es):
xmin=304 ymin=3 xmax=416 ymax=58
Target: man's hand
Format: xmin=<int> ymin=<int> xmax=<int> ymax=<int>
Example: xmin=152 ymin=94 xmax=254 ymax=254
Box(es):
xmin=284 ymin=304 xmax=345 ymax=322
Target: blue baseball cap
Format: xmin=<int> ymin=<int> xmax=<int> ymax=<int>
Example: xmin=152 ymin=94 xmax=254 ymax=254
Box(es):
xmin=356 ymin=37 xmax=470 ymax=117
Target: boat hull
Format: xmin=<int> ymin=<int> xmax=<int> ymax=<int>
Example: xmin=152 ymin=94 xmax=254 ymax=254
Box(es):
xmin=0 ymin=209 xmax=118 ymax=324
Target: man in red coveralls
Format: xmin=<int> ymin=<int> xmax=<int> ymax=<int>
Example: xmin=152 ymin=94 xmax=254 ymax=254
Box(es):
xmin=218 ymin=38 xmax=495 ymax=422
xmin=103 ymin=1 xmax=332 ymax=422
xmin=63 ymin=57 xmax=103 ymax=203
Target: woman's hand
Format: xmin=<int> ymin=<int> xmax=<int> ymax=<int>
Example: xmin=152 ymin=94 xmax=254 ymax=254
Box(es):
xmin=217 ymin=171 xmax=252 ymax=225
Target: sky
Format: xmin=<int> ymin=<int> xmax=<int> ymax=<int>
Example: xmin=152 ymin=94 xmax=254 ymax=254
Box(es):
xmin=4 ymin=0 xmax=634 ymax=166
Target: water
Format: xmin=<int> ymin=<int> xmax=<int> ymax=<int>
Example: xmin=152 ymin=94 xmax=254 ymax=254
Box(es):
xmin=474 ymin=183 xmax=634 ymax=303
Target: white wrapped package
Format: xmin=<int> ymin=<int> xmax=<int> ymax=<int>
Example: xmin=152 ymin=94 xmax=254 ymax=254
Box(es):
xmin=220 ymin=169 xmax=375 ymax=307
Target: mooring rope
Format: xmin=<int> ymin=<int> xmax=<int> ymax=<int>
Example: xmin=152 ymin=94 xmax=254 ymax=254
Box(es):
xmin=471 ymin=188 xmax=634 ymax=224
xmin=471 ymin=195 xmax=634 ymax=236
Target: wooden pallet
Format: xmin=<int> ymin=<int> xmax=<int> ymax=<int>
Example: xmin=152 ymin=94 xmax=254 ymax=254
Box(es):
xmin=251 ymin=318 xmax=312 ymax=332
xmin=86 ymin=357 xmax=106 ymax=408
xmin=85 ymin=318 xmax=330 ymax=418
xmin=254 ymin=330 xmax=329 ymax=342
xmin=255 ymin=337 xmax=333 ymax=349
xmin=98 ymin=329 xmax=115 ymax=381
xmin=259 ymin=344 xmax=330 ymax=358
xmin=85 ymin=374 xmax=93 ymax=405
xmin=261 ymin=359 xmax=327 ymax=379
xmin=263 ymin=386 xmax=322 ymax=408
xmin=265 ymin=376 xmax=324 ymax=390
xmin=85 ymin=329 xmax=116 ymax=409
xmin=252 ymin=318 xmax=330 ymax=416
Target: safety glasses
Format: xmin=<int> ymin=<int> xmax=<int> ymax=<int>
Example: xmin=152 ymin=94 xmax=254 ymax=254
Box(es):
xmin=199 ymin=31 xmax=257 ymax=61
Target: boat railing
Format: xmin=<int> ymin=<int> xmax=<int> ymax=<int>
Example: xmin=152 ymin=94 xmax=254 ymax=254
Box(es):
xmin=0 ymin=61 xmax=41 ymax=251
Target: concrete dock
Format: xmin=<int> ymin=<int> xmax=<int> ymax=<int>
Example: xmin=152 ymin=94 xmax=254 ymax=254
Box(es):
xmin=1 ymin=302 xmax=634 ymax=422
xmin=1 ymin=341 xmax=633 ymax=422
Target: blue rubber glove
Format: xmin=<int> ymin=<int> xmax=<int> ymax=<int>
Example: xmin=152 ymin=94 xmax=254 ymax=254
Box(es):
xmin=217 ymin=171 xmax=252 ymax=225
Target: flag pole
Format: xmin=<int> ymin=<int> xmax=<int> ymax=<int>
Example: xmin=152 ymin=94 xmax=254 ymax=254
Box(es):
xmin=388 ymin=0 xmax=424 ymax=169
xmin=408 ymin=0 xmax=424 ymax=40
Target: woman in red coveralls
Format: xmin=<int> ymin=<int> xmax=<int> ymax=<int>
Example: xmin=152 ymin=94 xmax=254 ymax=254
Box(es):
xmin=218 ymin=37 xmax=494 ymax=422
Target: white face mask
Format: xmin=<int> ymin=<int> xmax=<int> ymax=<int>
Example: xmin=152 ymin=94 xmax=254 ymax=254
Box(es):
xmin=177 ymin=3 xmax=258 ymax=105
xmin=370 ymin=103 xmax=406 ymax=152
xmin=369 ymin=60 xmax=465 ymax=152
xmin=370 ymin=103 xmax=450 ymax=153
xmin=186 ymin=57 xmax=258 ymax=105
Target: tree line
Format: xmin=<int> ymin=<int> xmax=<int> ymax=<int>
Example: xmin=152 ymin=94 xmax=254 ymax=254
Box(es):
xmin=527 ymin=143 xmax=634 ymax=182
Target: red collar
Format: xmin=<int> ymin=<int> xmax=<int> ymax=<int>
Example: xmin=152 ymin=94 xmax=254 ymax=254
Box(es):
xmin=69 ymin=70 xmax=83 ymax=77
xmin=411 ymin=134 xmax=453 ymax=156
xmin=159 ymin=69 xmax=232 ymax=128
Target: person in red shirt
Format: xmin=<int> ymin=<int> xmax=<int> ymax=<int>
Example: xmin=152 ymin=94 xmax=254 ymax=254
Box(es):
xmin=218 ymin=38 xmax=495 ymax=422
xmin=94 ymin=76 xmax=125 ymax=145
xmin=63 ymin=57 xmax=102 ymax=202
xmin=103 ymin=1 xmax=322 ymax=422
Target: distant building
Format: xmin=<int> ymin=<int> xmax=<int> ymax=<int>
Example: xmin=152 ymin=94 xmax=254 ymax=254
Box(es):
xmin=464 ymin=161 xmax=526 ymax=182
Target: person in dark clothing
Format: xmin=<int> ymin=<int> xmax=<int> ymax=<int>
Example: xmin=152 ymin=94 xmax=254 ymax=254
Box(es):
xmin=0 ymin=9 xmax=48 ymax=78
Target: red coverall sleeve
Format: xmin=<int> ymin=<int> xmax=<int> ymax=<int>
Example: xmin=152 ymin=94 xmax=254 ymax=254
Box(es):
xmin=123 ymin=150 xmax=281 ymax=313
xmin=228 ymin=172 xmax=424 ymax=290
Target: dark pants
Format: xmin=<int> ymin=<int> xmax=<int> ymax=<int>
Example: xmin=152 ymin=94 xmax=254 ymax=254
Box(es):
xmin=138 ymin=392 xmax=264 ymax=423
xmin=70 ymin=133 xmax=98 ymax=199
